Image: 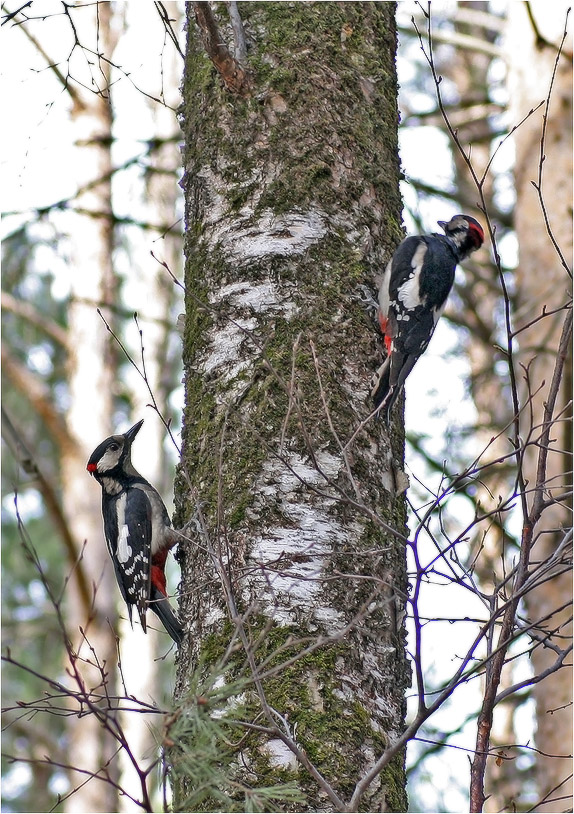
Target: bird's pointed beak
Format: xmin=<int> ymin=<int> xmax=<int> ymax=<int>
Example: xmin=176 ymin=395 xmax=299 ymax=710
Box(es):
xmin=437 ymin=220 xmax=447 ymax=232
xmin=124 ymin=419 xmax=144 ymax=444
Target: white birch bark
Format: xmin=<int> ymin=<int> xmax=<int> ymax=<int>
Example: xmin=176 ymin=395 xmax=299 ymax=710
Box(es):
xmin=175 ymin=5 xmax=409 ymax=809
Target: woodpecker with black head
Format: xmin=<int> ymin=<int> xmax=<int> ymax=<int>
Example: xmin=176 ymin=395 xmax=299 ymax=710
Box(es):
xmin=87 ymin=420 xmax=184 ymax=644
xmin=371 ymin=214 xmax=485 ymax=422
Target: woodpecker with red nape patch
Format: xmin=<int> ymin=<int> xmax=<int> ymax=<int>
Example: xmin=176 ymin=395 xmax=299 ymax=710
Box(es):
xmin=371 ymin=214 xmax=484 ymax=423
xmin=87 ymin=420 xmax=184 ymax=644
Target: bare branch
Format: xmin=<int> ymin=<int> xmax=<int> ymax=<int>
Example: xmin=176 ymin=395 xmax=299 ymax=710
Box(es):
xmin=227 ymin=1 xmax=248 ymax=64
xmin=192 ymin=1 xmax=251 ymax=95
xmin=1 ymin=407 xmax=91 ymax=612
xmin=1 ymin=290 xmax=69 ymax=348
xmin=530 ymin=8 xmax=573 ymax=280
xmin=154 ymin=1 xmax=184 ymax=60
xmin=1 ymin=344 xmax=71 ymax=452
xmin=5 ymin=4 xmax=86 ymax=110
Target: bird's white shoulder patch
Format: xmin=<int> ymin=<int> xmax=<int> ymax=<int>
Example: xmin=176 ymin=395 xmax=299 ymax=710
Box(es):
xmin=115 ymin=494 xmax=132 ymax=563
xmin=397 ymin=243 xmax=427 ymax=310
xmin=378 ymin=258 xmax=393 ymax=318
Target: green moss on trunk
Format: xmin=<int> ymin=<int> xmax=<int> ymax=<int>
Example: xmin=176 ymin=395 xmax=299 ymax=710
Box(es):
xmin=174 ymin=3 xmax=408 ymax=811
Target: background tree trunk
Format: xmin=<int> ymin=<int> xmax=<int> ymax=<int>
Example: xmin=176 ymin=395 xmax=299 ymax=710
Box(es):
xmin=506 ymin=3 xmax=573 ymax=811
xmin=115 ymin=7 xmax=184 ymax=810
xmin=173 ymin=3 xmax=409 ymax=810
xmin=442 ymin=8 xmax=522 ymax=809
xmin=2 ymin=2 xmax=186 ymax=810
xmin=61 ymin=3 xmax=120 ymax=810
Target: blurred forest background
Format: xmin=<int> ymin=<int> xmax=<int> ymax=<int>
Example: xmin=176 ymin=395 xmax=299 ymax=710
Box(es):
xmin=1 ymin=1 xmax=571 ymax=812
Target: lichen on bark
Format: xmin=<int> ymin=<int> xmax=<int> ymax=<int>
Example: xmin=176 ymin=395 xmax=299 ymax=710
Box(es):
xmin=173 ymin=4 xmax=409 ymax=810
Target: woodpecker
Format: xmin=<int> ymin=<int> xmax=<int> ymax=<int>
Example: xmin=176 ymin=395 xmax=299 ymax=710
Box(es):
xmin=371 ymin=214 xmax=484 ymax=422
xmin=87 ymin=420 xmax=184 ymax=644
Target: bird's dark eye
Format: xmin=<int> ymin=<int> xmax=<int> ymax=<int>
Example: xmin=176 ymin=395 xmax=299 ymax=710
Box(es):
xmin=109 ymin=443 xmax=120 ymax=452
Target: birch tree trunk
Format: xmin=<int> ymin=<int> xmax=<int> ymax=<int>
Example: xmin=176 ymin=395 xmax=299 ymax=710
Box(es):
xmin=61 ymin=4 xmax=120 ymax=810
xmin=506 ymin=3 xmax=573 ymax=811
xmin=174 ymin=4 xmax=409 ymax=810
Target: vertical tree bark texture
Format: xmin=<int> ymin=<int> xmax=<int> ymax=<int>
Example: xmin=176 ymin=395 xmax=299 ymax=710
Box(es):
xmin=506 ymin=3 xmax=573 ymax=811
xmin=175 ymin=4 xmax=409 ymax=810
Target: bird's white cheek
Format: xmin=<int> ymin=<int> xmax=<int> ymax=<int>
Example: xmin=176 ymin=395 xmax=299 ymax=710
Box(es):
xmin=97 ymin=448 xmax=121 ymax=472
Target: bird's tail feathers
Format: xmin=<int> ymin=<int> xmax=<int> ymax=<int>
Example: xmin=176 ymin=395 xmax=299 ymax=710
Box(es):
xmin=128 ymin=601 xmax=147 ymax=633
xmin=149 ymin=587 xmax=184 ymax=644
xmin=371 ymin=357 xmax=391 ymax=410
xmin=371 ymin=351 xmax=414 ymax=423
